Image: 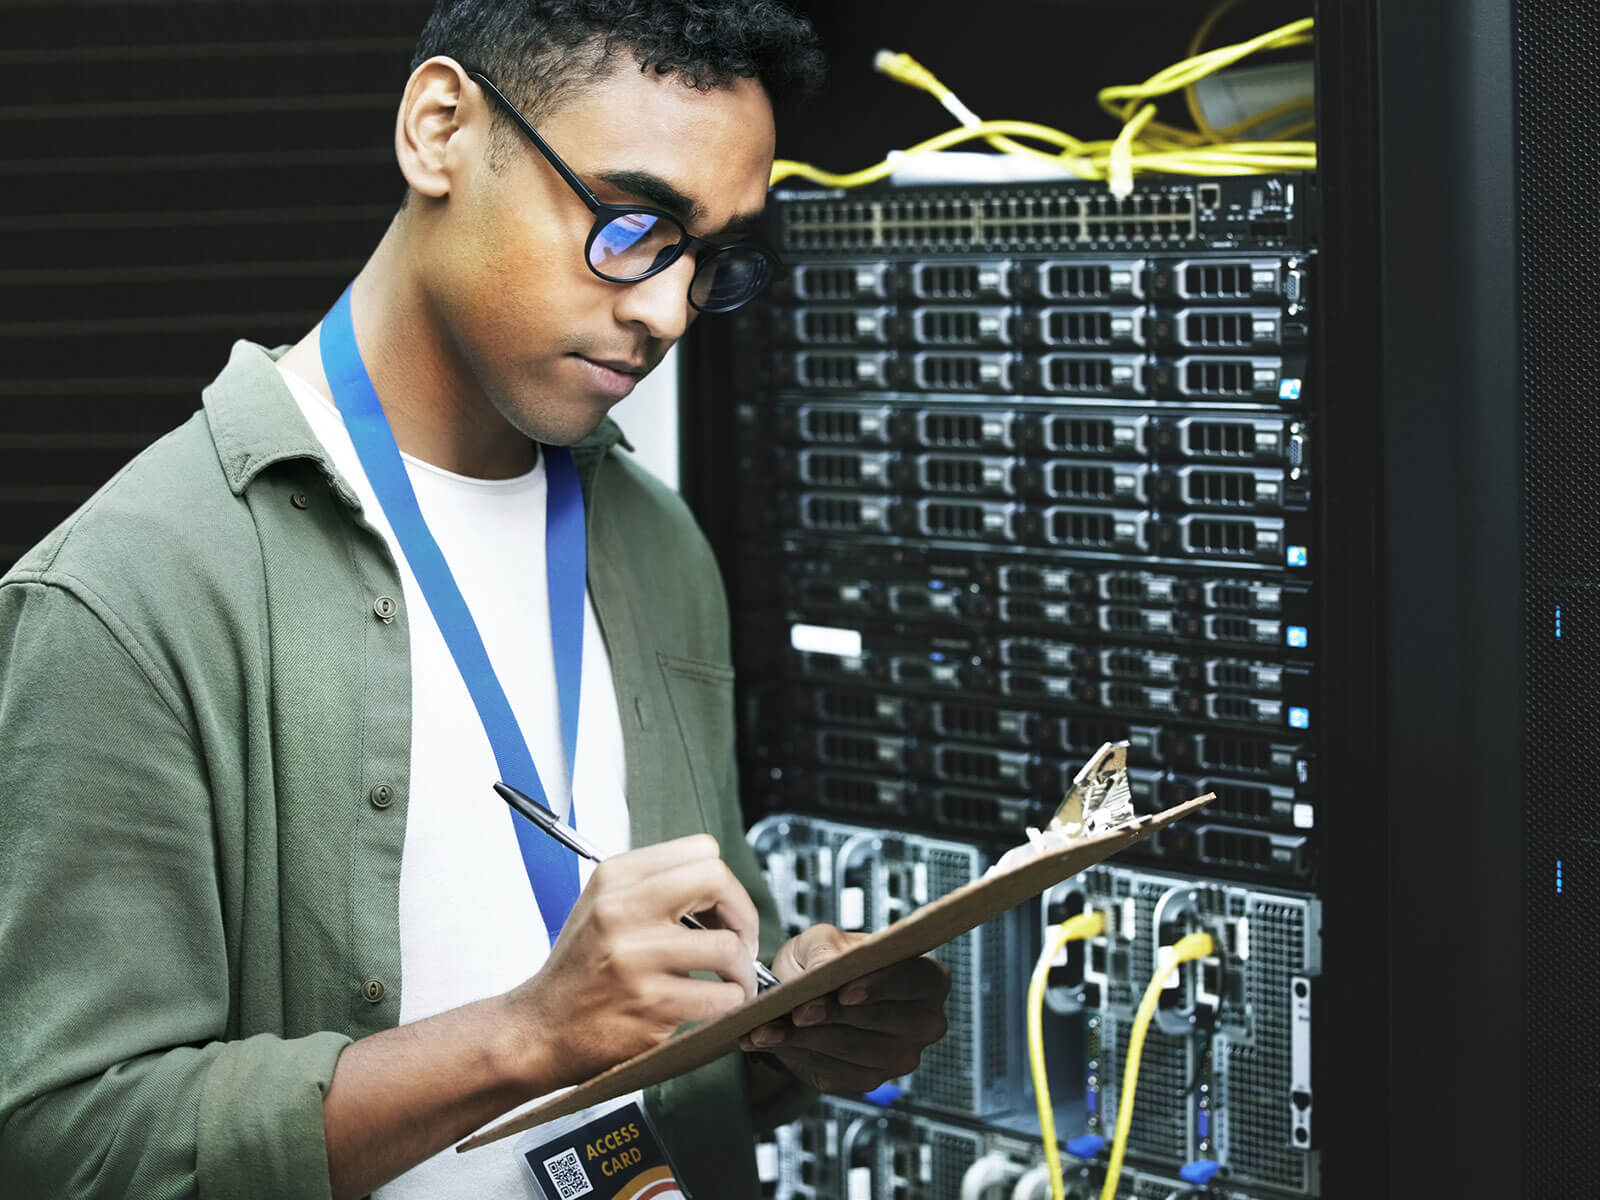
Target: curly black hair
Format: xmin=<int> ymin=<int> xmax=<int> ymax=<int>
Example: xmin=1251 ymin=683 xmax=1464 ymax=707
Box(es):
xmin=410 ymin=0 xmax=825 ymax=129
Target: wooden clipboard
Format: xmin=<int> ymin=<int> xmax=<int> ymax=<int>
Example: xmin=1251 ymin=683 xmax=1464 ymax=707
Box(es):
xmin=458 ymin=792 xmax=1211 ymax=1153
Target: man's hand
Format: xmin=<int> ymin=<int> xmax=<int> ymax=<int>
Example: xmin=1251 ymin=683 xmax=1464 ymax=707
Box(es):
xmin=500 ymin=833 xmax=761 ymax=1092
xmin=734 ymin=925 xmax=950 ymax=1095
xmin=325 ymin=834 xmax=760 ymax=1199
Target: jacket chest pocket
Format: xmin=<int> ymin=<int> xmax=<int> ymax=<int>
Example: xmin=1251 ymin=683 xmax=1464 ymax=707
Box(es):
xmin=656 ymin=653 xmax=737 ymax=838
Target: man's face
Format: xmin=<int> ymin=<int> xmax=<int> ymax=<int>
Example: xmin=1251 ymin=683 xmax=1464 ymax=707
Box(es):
xmin=419 ymin=59 xmax=776 ymax=446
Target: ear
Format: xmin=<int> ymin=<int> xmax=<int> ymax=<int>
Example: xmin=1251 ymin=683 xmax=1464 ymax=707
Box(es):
xmin=394 ymin=56 xmax=477 ymax=201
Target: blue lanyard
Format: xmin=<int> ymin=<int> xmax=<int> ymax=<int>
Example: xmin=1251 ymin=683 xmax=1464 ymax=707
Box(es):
xmin=320 ymin=286 xmax=584 ymax=937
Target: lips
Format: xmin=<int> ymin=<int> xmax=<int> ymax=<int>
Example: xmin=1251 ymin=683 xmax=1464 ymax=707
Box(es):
xmin=572 ymin=354 xmax=646 ymax=399
xmin=584 ymin=355 xmax=648 ymax=375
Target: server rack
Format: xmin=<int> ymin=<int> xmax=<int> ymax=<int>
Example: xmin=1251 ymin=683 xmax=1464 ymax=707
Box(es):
xmin=694 ymin=168 xmax=1333 ymax=1196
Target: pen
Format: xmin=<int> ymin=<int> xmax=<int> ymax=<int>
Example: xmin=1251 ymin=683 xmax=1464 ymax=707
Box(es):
xmin=494 ymin=781 xmax=782 ymax=992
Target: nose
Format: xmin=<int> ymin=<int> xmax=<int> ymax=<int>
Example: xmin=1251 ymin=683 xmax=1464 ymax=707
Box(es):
xmin=612 ymin=253 xmax=697 ymax=342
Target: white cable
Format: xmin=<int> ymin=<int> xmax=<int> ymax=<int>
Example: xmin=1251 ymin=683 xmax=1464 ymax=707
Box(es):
xmin=960 ymin=1152 xmax=1025 ymax=1200
xmin=833 ymin=831 xmax=879 ymax=932
xmin=873 ymin=49 xmax=984 ymax=126
xmin=1011 ymin=1163 xmax=1054 ymax=1200
xmin=934 ymin=87 xmax=984 ymax=128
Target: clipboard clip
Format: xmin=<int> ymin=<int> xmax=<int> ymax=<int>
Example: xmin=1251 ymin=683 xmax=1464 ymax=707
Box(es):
xmin=1047 ymin=739 xmax=1135 ymax=842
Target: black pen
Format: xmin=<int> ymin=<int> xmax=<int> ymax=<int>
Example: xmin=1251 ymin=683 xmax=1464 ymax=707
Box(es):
xmin=494 ymin=781 xmax=782 ymax=992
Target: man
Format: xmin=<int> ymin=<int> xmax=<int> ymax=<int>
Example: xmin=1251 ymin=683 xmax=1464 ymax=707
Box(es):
xmin=0 ymin=3 xmax=951 ymax=1197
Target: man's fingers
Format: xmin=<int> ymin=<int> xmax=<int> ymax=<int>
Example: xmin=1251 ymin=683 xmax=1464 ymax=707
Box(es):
xmin=800 ymin=1000 xmax=949 ymax=1042
xmin=638 ymin=926 xmax=757 ymax=998
xmin=665 ymin=977 xmax=751 ymax=1024
xmin=615 ymin=854 xmax=761 ymax=957
xmin=772 ymin=924 xmax=867 ymax=979
xmin=768 ymin=1024 xmax=929 ymax=1076
xmin=790 ymin=995 xmax=835 ymax=1028
xmin=834 ymin=955 xmax=951 ymax=1008
xmin=741 ymin=996 xmax=949 ymax=1049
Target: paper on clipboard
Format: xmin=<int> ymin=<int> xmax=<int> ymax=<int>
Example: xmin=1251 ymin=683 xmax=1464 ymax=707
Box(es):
xmin=458 ymin=790 xmax=1212 ymax=1153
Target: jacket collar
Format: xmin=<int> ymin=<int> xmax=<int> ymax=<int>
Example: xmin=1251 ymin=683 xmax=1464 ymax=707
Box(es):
xmin=201 ymin=339 xmax=633 ymax=507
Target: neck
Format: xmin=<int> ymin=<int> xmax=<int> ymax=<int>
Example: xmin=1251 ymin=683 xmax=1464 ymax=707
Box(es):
xmin=283 ymin=219 xmax=537 ymax=480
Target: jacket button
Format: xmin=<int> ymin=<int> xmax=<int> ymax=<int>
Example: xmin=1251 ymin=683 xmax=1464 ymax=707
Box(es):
xmin=369 ymin=784 xmax=395 ymax=809
xmin=361 ymin=979 xmax=386 ymax=1003
xmin=290 ymin=492 xmax=309 ymax=509
xmin=373 ymin=596 xmax=398 ymax=622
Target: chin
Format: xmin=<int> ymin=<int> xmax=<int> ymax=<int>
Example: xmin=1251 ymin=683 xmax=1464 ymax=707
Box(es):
xmin=503 ymin=396 xmax=613 ymax=449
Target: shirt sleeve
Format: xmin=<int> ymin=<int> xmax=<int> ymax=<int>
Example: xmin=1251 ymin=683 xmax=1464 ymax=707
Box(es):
xmin=0 ymin=577 xmax=350 ymax=1200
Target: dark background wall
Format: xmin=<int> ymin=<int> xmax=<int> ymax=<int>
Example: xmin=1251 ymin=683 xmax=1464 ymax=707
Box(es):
xmin=3 ymin=1 xmax=427 ymax=569
xmin=1 ymin=0 xmax=1302 ymax=572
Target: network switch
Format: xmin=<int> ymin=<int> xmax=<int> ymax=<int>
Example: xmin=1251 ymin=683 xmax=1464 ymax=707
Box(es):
xmin=770 ymin=177 xmax=1304 ymax=256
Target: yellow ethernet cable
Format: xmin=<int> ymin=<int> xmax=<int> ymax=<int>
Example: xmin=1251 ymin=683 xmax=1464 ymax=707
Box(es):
xmin=769 ymin=119 xmax=1088 ymax=189
xmin=871 ymin=49 xmax=1071 ymax=167
xmin=1028 ymin=910 xmax=1107 ymax=1200
xmin=1095 ymin=17 xmax=1314 ymax=194
xmin=1100 ymin=930 xmax=1218 ymax=1200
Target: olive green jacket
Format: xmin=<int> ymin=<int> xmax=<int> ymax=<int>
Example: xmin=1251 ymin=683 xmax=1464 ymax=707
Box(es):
xmin=0 ymin=341 xmax=791 ymax=1199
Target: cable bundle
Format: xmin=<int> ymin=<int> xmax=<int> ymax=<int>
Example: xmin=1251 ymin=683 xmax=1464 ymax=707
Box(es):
xmin=770 ymin=1 xmax=1315 ymax=194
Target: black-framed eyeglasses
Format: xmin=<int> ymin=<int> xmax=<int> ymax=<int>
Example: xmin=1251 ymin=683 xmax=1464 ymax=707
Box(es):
xmin=467 ymin=70 xmax=779 ymax=314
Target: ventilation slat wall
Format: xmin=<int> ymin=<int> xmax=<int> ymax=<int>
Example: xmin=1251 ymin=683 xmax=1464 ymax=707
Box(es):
xmin=2 ymin=3 xmax=427 ymax=570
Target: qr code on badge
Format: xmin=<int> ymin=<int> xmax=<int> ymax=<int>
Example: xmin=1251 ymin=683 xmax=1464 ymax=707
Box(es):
xmin=543 ymin=1147 xmax=593 ymax=1199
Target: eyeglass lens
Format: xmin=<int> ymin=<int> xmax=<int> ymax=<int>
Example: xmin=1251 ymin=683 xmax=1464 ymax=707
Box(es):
xmin=589 ymin=211 xmax=770 ymax=311
xmin=690 ymin=248 xmax=771 ymax=312
xmin=589 ymin=212 xmax=680 ymax=278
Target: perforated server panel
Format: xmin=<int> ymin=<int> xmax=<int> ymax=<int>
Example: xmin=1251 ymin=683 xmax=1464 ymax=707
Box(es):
xmin=1518 ymin=0 xmax=1600 ymax=1192
xmin=1044 ymin=866 xmax=1322 ymax=1195
xmin=1372 ymin=0 xmax=1600 ymax=1192
xmin=749 ymin=815 xmax=1026 ymax=1118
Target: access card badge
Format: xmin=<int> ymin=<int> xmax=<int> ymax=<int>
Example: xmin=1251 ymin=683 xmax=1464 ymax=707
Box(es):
xmin=517 ymin=1099 xmax=686 ymax=1200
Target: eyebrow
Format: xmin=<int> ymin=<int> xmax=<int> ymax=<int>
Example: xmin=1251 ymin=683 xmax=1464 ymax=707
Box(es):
xmin=595 ymin=168 xmax=765 ymax=241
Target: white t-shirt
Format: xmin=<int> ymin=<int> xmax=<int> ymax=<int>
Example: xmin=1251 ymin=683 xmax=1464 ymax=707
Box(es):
xmin=279 ymin=364 xmax=631 ymax=1199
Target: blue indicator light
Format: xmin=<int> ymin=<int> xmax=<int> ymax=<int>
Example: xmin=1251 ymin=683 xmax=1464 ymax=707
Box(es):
xmin=1287 ymin=625 xmax=1310 ymax=649
xmin=1289 ymin=706 xmax=1311 ymax=730
xmin=929 ymin=580 xmax=945 ymax=590
xmin=1557 ymin=859 xmax=1564 ymax=894
xmin=1287 ymin=545 xmax=1310 ymax=568
xmin=1279 ymin=378 xmax=1303 ymax=401
xmin=1556 ymin=605 xmax=1563 ymax=639
xmin=929 ymin=652 xmax=946 ymax=663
